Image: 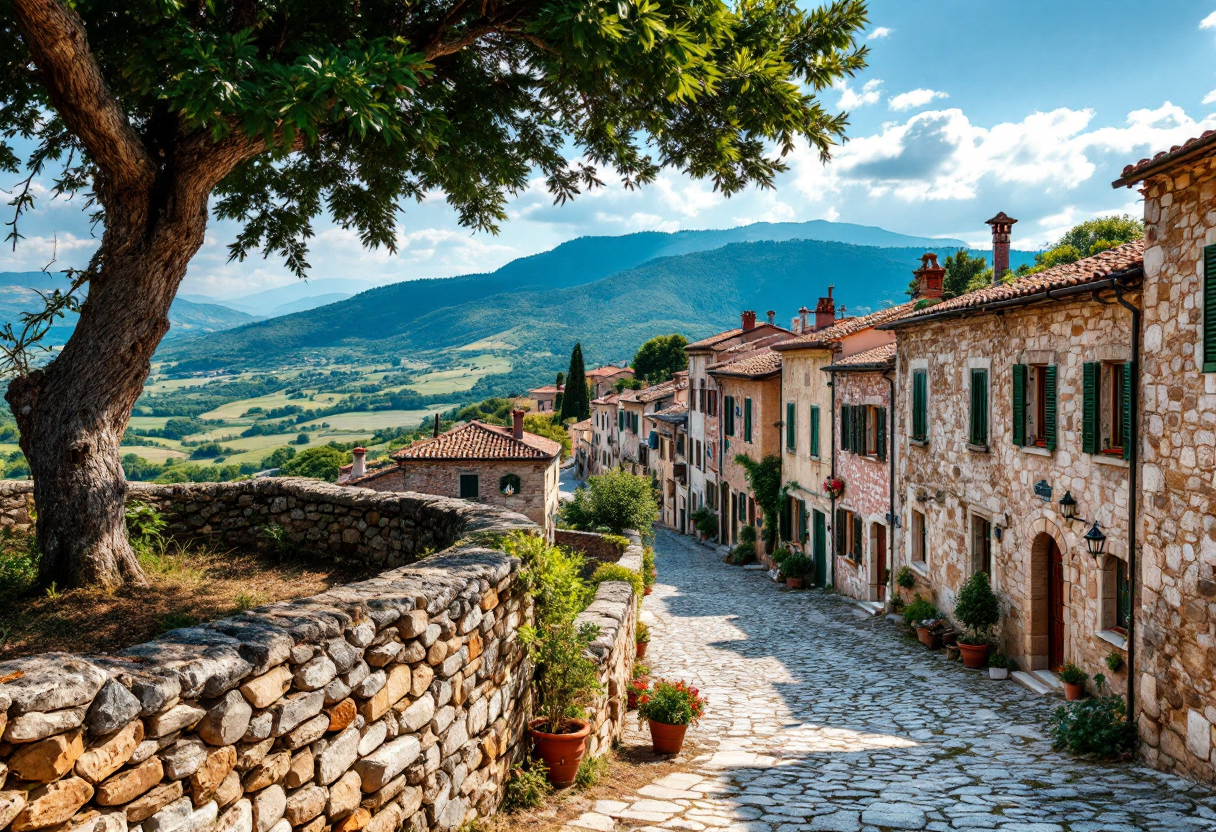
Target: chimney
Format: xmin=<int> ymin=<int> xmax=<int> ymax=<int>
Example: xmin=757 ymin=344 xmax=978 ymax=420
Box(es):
xmin=511 ymin=409 xmax=524 ymax=441
xmin=814 ymin=286 xmax=836 ymax=330
xmin=766 ymin=310 xmax=775 ymax=326
xmin=913 ymin=252 xmax=945 ymax=300
xmin=741 ymin=310 xmax=756 ymax=331
xmin=351 ymin=447 xmax=367 ymax=479
xmin=986 ymin=211 xmax=1017 ymax=284
xmin=798 ymin=306 xmax=810 ymax=332
xmin=433 ymin=413 xmax=441 ymax=437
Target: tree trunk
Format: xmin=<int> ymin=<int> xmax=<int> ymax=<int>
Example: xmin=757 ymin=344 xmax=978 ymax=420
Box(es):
xmin=5 ymin=197 xmax=209 ymax=589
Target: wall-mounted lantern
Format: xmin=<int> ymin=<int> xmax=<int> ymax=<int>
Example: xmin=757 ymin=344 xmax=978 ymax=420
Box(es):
xmin=1084 ymin=521 xmax=1107 ymax=558
xmin=1058 ymin=490 xmax=1089 ymax=523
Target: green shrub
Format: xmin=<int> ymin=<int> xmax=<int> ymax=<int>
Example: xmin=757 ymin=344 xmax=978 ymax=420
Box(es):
xmin=125 ymin=502 xmax=166 ymax=549
xmin=502 ymin=532 xmax=591 ymax=628
xmin=601 ymin=534 xmax=631 ymax=554
xmin=518 ymin=619 xmax=602 ymax=734
xmin=1049 ymin=695 xmax=1135 ymax=759
xmin=636 ymin=679 xmax=706 ymax=727
xmin=560 ymin=469 xmax=658 ymax=536
xmin=738 ymin=524 xmax=757 ymax=546
xmin=771 ymin=546 xmax=791 ymax=565
xmin=779 ymin=551 xmax=812 ymax=580
xmin=574 ymin=754 xmax=607 ymax=789
xmin=954 ymin=570 xmax=1001 ymax=640
xmin=641 ymin=546 xmax=656 ymax=590
xmin=988 ymin=652 xmax=1012 ymax=669
xmin=690 ymin=506 xmax=717 ymax=538
xmin=1058 ymin=662 xmax=1088 ymax=685
xmin=903 ymin=594 xmax=939 ymax=627
xmin=502 ymin=760 xmax=551 ymax=810
xmin=279 ymin=445 xmax=347 ymax=481
xmin=895 ymin=565 xmax=916 ymax=590
xmin=1104 ymin=651 xmax=1124 ymax=672
xmin=0 ymin=529 xmax=38 ymax=601
xmin=635 ymin=621 xmax=650 ymax=644
xmin=591 ymin=563 xmax=644 ymax=598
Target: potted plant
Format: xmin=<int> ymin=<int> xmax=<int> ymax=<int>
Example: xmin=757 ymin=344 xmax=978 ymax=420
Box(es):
xmin=953 ymin=571 xmax=1001 ymax=669
xmin=635 ymin=620 xmax=650 ymax=659
xmin=988 ymin=652 xmax=1012 ymax=680
xmin=822 ymin=477 xmax=845 ymax=499
xmin=628 ymin=662 xmax=651 ymax=710
xmin=895 ymin=565 xmax=916 ymax=597
xmin=1059 ymin=663 xmax=1088 ymax=701
xmin=780 ymin=551 xmax=812 ymax=589
xmin=902 ymin=595 xmax=939 ymax=645
xmin=636 ymin=679 xmax=706 ymax=755
xmin=520 ymin=620 xmax=603 ymax=788
xmin=642 ymin=546 xmax=657 ymax=596
xmin=691 ymin=507 xmax=717 ymax=542
xmin=1104 ymin=651 xmax=1124 ymax=673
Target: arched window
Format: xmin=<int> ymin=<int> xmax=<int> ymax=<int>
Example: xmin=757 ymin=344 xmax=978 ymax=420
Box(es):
xmin=499 ymin=473 xmax=521 ymax=495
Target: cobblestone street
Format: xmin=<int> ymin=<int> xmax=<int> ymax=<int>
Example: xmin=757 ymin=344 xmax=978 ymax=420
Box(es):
xmin=567 ymin=529 xmax=1216 ymax=832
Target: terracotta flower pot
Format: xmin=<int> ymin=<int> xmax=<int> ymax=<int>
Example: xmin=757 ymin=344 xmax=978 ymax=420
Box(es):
xmin=644 ymin=585 xmax=653 ymax=596
xmin=636 ymin=641 xmax=648 ymax=659
xmin=916 ymin=626 xmax=933 ymax=647
xmin=958 ymin=643 xmax=989 ymax=669
xmin=989 ymin=667 xmax=1009 ymax=680
xmin=528 ymin=718 xmax=590 ymax=788
xmin=648 ymin=720 xmax=689 ymax=755
xmin=1063 ymin=681 xmax=1084 ymax=701
xmin=786 ymin=577 xmax=804 ymax=589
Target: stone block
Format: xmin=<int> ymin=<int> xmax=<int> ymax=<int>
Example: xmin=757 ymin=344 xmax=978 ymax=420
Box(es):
xmin=10 ymin=729 xmax=85 ymax=782
xmin=145 ymin=705 xmax=207 ymax=740
xmin=242 ymin=751 xmax=290 ymax=792
xmin=234 ymin=738 xmax=273 ymax=773
xmin=76 ymin=721 xmax=143 ymax=784
xmin=214 ymin=771 xmax=242 ymax=810
xmin=159 ymin=739 xmax=208 ymax=780
xmin=325 ymin=699 xmax=357 ymax=734
xmin=188 ymin=746 xmax=236 ymax=804
xmin=282 ymin=714 xmax=329 ymax=751
xmin=294 ymin=658 xmax=338 ymax=692
xmin=331 ymin=808 xmax=369 ymax=832
xmin=11 ymin=777 xmax=94 ymax=832
xmin=197 ymin=692 xmax=252 ymax=747
xmin=395 ymin=612 xmax=427 ymax=640
xmin=212 ymin=799 xmax=252 ymax=832
xmin=357 ymin=722 xmax=387 ymax=758
xmin=0 ymin=790 xmax=27 ymax=832
xmin=4 ymin=706 xmax=87 ymax=743
xmin=239 ymin=667 xmax=292 ymax=711
xmin=1 ymin=656 xmax=107 ymax=715
xmin=284 ymin=748 xmax=314 ymax=789
xmin=325 ymin=772 xmax=362 ymax=819
xmin=270 ymin=691 xmax=325 ymax=737
xmin=96 ymin=758 xmax=164 ymax=806
xmin=284 ymin=785 xmax=327 ymax=826
xmin=358 ymin=666 xmax=410 ymax=723
xmin=353 ymin=737 xmax=421 ymax=793
xmin=241 ymin=713 xmax=272 ymax=743
xmin=125 ymin=781 xmax=184 ymax=824
xmin=87 ymin=681 xmax=143 ymax=737
xmin=250 ymin=784 xmax=286 ymax=832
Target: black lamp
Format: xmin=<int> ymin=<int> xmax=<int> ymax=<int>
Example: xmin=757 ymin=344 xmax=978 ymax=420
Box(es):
xmin=1084 ymin=521 xmax=1107 ymax=558
xmin=1059 ymin=491 xmax=1078 ymax=521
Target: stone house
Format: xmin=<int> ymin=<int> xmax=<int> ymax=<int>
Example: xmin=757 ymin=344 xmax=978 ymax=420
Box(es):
xmin=708 ymin=346 xmax=785 ymax=555
xmin=645 ymin=402 xmax=689 ymax=533
xmin=349 ymin=410 xmax=562 ymax=535
xmin=824 ymin=343 xmax=897 ymax=605
xmin=590 ymin=392 xmax=620 ymax=474
xmin=772 ymin=292 xmax=920 ymax=589
xmin=1113 ymin=133 xmax=1216 ymax=782
xmin=585 ymin=365 xmax=635 ymax=399
xmin=617 ymin=376 xmax=687 ymax=475
xmin=569 ymin=417 xmax=593 ymax=481
xmin=881 ymin=232 xmax=1142 ymax=690
xmin=686 ymin=311 xmax=791 ymax=544
xmin=527 ymin=384 xmax=562 ymax=413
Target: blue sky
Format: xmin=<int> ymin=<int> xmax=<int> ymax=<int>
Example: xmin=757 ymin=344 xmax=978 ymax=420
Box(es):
xmin=6 ymin=0 xmax=1216 ymax=299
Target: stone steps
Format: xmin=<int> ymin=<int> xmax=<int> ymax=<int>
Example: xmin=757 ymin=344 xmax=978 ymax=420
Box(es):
xmin=1032 ymin=669 xmax=1064 ymax=691
xmin=1012 ymin=671 xmax=1055 ymax=696
xmin=852 ymin=600 xmax=885 ymax=616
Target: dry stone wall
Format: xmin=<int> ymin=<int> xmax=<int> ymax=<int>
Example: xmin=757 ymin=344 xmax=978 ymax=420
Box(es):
xmin=0 ymin=480 xmax=640 ymax=832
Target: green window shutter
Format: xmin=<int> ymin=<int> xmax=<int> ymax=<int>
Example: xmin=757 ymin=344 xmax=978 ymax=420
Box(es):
xmin=724 ymin=396 xmax=734 ymax=436
xmin=877 ymin=407 xmax=888 ymax=460
xmin=1082 ymin=362 xmax=1099 ymax=454
xmin=1205 ymin=245 xmax=1216 ymax=372
xmin=1123 ymin=360 xmax=1133 ymax=460
xmin=814 ymin=511 xmax=826 ymax=559
xmin=1044 ymin=365 xmax=1058 ymax=451
xmin=858 ymin=406 xmax=867 ymax=454
xmin=970 ymin=369 xmax=988 ymax=446
xmin=912 ymin=370 xmax=927 ymax=441
xmin=853 ymin=514 xmax=863 ymax=558
xmin=786 ymin=402 xmax=796 ymax=449
xmin=841 ymin=404 xmax=851 ymax=452
xmin=618 ymin=411 xmax=624 ymax=430
xmin=835 ymin=510 xmax=846 ymax=557
xmin=1012 ymin=364 xmax=1027 ymax=446
xmin=744 ymin=398 xmax=753 ymax=442
xmin=810 ymin=405 xmax=820 ymax=457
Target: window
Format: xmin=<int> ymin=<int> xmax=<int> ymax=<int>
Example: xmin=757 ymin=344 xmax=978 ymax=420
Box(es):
xmin=796 ymin=499 xmax=808 ymax=543
xmin=911 ymin=509 xmax=927 ymax=565
xmin=743 ymin=398 xmax=753 ymax=442
xmin=724 ymin=395 xmax=735 ymax=436
xmin=1082 ymin=361 xmax=1132 ymax=459
xmin=459 ymin=474 xmax=479 ymax=500
xmin=785 ymin=402 xmax=796 ymax=450
xmin=911 ymin=369 xmax=928 ymax=442
xmin=738 ymin=495 xmax=747 ymax=522
xmin=1013 ymin=364 xmax=1057 ymax=449
xmin=695 ymin=440 xmax=703 ymax=470
xmin=1205 ymin=244 xmax=1216 ymax=372
xmin=708 ymin=389 xmax=718 ymax=417
xmin=698 ymin=382 xmax=706 ymax=412
xmin=969 ymin=368 xmax=989 ymax=448
xmin=840 ymin=404 xmax=851 ymax=452
xmin=810 ymin=405 xmax=821 ymax=458
xmin=1116 ymin=558 xmax=1131 ymax=632
xmin=970 ymin=515 xmax=992 ymax=575
xmin=834 ymin=509 xmax=861 ymax=562
xmin=498 ymin=473 xmax=521 ymax=495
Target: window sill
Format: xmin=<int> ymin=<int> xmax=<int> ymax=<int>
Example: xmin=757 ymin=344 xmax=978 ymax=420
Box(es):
xmin=1092 ymin=455 xmax=1129 ymax=469
xmin=1095 ymin=629 xmax=1128 ymax=651
xmin=966 ymin=443 xmax=990 ymax=453
xmin=909 ymin=438 xmax=929 ymax=447
xmin=1020 ymin=445 xmax=1053 ymax=457
xmin=909 ymin=561 xmax=929 ymax=578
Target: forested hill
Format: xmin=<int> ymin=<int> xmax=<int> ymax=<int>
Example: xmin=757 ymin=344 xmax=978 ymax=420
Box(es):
xmin=161 ymin=237 xmax=1037 ymax=380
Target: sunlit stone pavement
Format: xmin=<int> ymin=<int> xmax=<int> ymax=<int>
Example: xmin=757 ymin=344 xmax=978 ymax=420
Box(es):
xmin=564 ymin=528 xmax=1216 ymax=832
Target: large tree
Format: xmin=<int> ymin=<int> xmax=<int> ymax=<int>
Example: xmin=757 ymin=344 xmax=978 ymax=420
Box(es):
xmin=632 ymin=333 xmax=688 ymax=384
xmin=560 ymin=342 xmax=590 ymax=422
xmin=1 ymin=0 xmax=869 ymax=588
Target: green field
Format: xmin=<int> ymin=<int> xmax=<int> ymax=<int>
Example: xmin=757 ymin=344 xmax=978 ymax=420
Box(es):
xmin=121 ymin=444 xmax=188 ymax=462
xmin=407 ymin=355 xmax=511 ymax=395
xmin=128 ymin=416 xmax=171 ymax=430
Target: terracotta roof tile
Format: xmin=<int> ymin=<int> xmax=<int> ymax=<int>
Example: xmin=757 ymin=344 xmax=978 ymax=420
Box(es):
xmin=707 ymin=348 xmax=782 ymax=379
xmin=772 ymin=302 xmax=918 ymax=350
xmin=570 ymin=419 xmax=591 ymax=431
xmin=827 ymin=343 xmax=896 ymax=370
xmin=881 ymin=240 xmax=1144 ymax=328
xmin=685 ymin=323 xmax=790 ymax=351
xmin=392 ymin=421 xmax=560 ymax=462
xmin=635 ymin=378 xmax=688 ymax=403
xmin=585 ymin=366 xmax=631 ymax=378
xmin=1114 ymin=131 xmax=1216 ymax=186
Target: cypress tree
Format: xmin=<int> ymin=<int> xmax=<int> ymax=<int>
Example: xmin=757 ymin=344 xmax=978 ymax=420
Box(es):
xmin=554 ymin=371 xmax=565 ymax=413
xmin=561 ymin=343 xmax=590 ymax=421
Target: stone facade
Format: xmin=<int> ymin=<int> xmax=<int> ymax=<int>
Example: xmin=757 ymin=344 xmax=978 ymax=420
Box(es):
xmin=891 ymin=294 xmax=1135 ymax=683
xmin=1133 ymin=150 xmax=1216 ymax=782
xmin=712 ymin=373 xmax=781 ymax=555
xmin=0 ymin=481 xmax=640 ymax=832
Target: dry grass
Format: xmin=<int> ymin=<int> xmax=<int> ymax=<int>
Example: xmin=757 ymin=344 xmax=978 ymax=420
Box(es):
xmin=0 ymin=539 xmax=377 ymax=661
xmin=482 ymin=734 xmax=706 ymax=832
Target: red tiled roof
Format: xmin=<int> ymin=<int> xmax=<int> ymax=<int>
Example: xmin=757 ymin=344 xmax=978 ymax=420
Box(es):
xmin=1113 ymin=131 xmax=1216 ymax=187
xmin=651 ymin=402 xmax=688 ymax=418
xmin=635 ymin=378 xmax=688 ymax=403
xmin=707 ymin=348 xmax=782 ymax=379
xmin=586 ymin=366 xmax=631 ymax=378
xmin=685 ymin=323 xmax=789 ymax=351
xmin=570 ymin=419 xmax=592 ymax=431
xmin=773 ymin=302 xmax=918 ymax=350
xmin=880 ymin=240 xmax=1144 ymax=329
xmin=827 ymin=343 xmax=896 ymax=370
xmin=392 ymin=421 xmax=560 ymax=462
xmin=592 ymin=393 xmax=620 ymax=406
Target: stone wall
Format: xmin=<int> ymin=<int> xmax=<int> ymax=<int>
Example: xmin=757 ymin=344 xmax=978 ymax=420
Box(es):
xmin=0 ymin=481 xmax=641 ymax=832
xmin=1136 ymin=153 xmax=1216 ymax=783
xmin=551 ymin=530 xmax=626 ymax=566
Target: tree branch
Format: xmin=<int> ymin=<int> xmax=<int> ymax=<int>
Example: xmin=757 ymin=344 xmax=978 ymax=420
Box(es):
xmin=9 ymin=0 xmax=155 ymax=201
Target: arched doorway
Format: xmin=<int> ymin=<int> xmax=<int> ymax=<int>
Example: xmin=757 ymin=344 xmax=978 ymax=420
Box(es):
xmin=1030 ymin=532 xmax=1066 ymax=670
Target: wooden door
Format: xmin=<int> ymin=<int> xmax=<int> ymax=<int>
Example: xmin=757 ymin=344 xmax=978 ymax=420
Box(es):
xmin=873 ymin=524 xmax=887 ymax=602
xmin=1048 ymin=538 xmax=1065 ymax=670
xmin=812 ymin=511 xmax=827 ymax=586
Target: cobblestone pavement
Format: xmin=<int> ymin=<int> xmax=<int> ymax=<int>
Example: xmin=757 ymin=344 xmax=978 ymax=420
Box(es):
xmin=566 ymin=529 xmax=1216 ymax=832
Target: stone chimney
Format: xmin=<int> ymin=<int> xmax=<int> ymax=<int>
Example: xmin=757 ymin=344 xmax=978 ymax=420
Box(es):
xmin=741 ymin=310 xmax=756 ymax=331
xmin=512 ymin=409 xmax=525 ymax=440
xmin=913 ymin=253 xmax=945 ymax=300
xmin=351 ymin=447 xmax=366 ymax=479
xmin=986 ymin=211 xmax=1017 ymax=284
xmin=814 ymin=286 xmax=836 ymax=330
xmin=798 ymin=306 xmax=810 ymax=332
xmin=766 ymin=310 xmax=775 ymax=326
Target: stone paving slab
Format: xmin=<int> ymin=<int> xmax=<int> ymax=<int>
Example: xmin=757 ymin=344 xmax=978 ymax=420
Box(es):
xmin=564 ymin=529 xmax=1216 ymax=832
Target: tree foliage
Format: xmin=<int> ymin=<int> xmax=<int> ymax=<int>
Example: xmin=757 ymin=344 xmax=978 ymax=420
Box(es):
xmin=523 ymin=414 xmax=571 ymax=460
xmin=1028 ymin=215 xmax=1144 ymax=273
xmin=632 ymin=334 xmax=688 ymax=385
xmin=733 ymin=453 xmax=783 ymax=546
xmin=560 ymin=467 xmax=658 ymax=535
xmin=279 ymin=446 xmax=348 ymax=481
xmin=941 ymin=249 xmax=990 ymax=299
xmin=560 ymin=342 xmax=590 ymax=422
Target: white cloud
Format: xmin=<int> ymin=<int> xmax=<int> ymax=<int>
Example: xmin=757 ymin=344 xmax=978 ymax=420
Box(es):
xmin=889 ymin=89 xmax=949 ymax=112
xmin=1204 ymin=89 xmax=1216 ymax=105
xmin=868 ymin=27 xmax=892 ymax=40
xmin=835 ymin=79 xmax=883 ymax=111
xmin=1201 ymin=10 xmax=1216 ymax=28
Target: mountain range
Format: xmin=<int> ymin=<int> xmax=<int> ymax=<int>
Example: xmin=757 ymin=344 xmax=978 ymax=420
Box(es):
xmin=181 ymin=278 xmax=378 ymax=318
